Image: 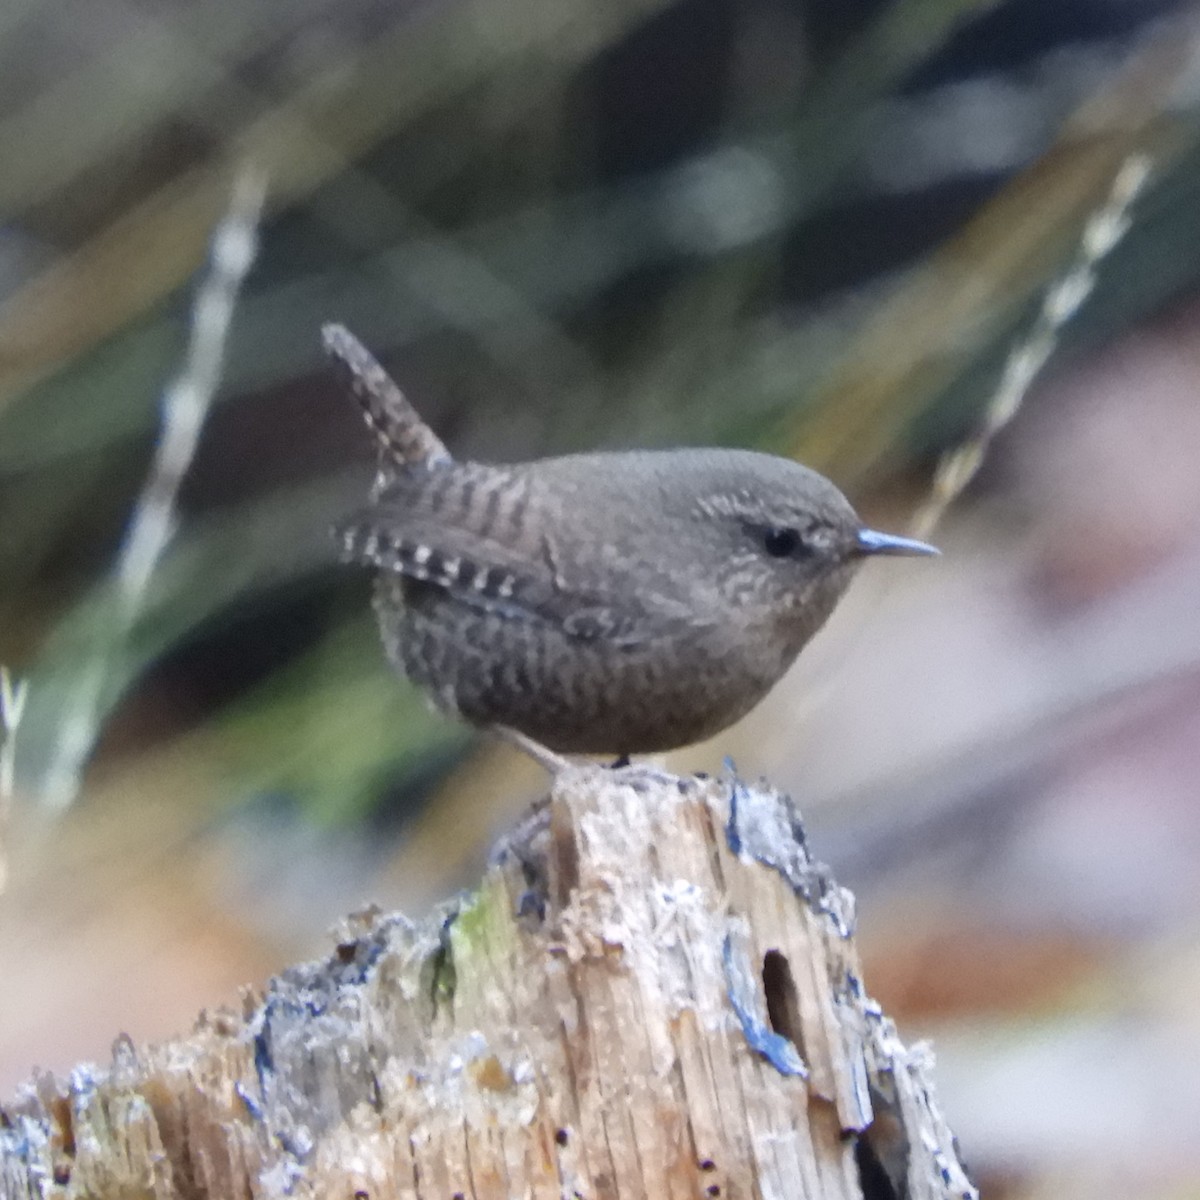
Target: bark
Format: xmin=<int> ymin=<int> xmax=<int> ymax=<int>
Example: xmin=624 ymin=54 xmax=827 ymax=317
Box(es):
xmin=1 ymin=767 xmax=976 ymax=1200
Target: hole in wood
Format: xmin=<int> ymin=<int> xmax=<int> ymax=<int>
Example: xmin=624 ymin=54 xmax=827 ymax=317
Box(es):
xmin=761 ymin=950 xmax=804 ymax=1053
xmin=854 ymin=1132 xmax=902 ymax=1200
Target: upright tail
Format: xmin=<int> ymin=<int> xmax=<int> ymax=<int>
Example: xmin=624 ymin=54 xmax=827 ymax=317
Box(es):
xmin=322 ymin=324 xmax=452 ymax=478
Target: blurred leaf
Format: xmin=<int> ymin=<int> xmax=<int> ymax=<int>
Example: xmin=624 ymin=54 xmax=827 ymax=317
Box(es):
xmin=215 ymin=615 xmax=468 ymax=824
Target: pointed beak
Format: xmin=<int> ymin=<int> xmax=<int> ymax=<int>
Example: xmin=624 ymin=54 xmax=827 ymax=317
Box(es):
xmin=854 ymin=528 xmax=940 ymax=558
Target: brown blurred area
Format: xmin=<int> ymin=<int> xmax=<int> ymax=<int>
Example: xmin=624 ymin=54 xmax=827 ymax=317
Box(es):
xmin=4 ymin=1 xmax=1200 ymax=1196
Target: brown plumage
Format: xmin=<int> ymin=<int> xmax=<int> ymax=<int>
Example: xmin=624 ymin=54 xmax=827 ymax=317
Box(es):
xmin=327 ymin=324 xmax=937 ymax=763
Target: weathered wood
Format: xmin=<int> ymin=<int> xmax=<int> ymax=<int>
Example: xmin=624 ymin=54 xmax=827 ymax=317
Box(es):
xmin=1 ymin=768 xmax=976 ymax=1200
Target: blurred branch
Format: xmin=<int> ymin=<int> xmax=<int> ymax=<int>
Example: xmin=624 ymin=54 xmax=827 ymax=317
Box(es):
xmin=15 ymin=470 xmax=353 ymax=796
xmin=911 ymin=153 xmax=1152 ymax=539
xmin=0 ymin=666 xmax=28 ymax=892
xmin=38 ymin=168 xmax=265 ymax=809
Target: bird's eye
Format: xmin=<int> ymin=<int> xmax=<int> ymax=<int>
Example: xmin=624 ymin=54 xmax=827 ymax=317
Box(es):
xmin=762 ymin=527 xmax=801 ymax=558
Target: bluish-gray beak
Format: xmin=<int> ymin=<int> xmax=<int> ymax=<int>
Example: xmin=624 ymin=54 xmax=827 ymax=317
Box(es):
xmin=855 ymin=528 xmax=940 ymax=557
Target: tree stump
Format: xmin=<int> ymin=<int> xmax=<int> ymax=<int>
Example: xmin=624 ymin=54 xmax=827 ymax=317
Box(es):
xmin=1 ymin=767 xmax=976 ymax=1199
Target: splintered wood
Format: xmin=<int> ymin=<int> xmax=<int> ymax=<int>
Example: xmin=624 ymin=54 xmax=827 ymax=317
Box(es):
xmin=0 ymin=769 xmax=975 ymax=1200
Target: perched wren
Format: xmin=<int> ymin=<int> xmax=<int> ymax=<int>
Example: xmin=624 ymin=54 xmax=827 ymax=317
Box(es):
xmin=327 ymin=325 xmax=937 ymax=767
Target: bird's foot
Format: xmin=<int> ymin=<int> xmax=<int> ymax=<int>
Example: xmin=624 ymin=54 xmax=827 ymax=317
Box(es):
xmin=605 ymin=760 xmax=688 ymax=792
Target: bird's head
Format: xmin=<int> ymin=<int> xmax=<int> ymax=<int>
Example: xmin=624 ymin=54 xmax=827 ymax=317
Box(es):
xmin=680 ymin=450 xmax=938 ymax=646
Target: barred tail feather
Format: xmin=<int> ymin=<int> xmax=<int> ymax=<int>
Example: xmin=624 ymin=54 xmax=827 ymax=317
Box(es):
xmin=322 ymin=324 xmax=451 ymax=471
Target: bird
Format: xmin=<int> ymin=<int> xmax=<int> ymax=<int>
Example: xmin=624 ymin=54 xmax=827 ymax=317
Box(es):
xmin=327 ymin=324 xmax=937 ymax=770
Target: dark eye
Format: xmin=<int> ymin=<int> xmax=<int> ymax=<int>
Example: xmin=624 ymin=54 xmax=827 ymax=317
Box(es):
xmin=762 ymin=527 xmax=801 ymax=558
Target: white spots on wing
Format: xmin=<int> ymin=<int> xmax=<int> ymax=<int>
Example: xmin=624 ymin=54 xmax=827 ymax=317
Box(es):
xmin=341 ymin=528 xmax=523 ymax=607
xmin=405 ymin=542 xmax=439 ymax=582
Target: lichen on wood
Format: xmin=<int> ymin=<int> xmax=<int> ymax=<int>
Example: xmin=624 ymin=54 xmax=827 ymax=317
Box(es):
xmin=1 ymin=767 xmax=976 ymax=1200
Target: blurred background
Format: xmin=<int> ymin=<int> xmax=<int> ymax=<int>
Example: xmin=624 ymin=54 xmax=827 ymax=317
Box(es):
xmin=2 ymin=0 xmax=1200 ymax=1194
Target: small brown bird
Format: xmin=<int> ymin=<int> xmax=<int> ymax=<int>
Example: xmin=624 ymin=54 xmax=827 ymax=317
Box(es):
xmin=328 ymin=325 xmax=937 ymax=768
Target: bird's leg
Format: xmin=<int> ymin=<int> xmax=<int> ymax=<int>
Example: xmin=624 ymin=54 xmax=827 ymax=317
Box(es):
xmin=492 ymin=727 xmax=686 ymax=791
xmin=491 ymin=725 xmax=577 ymax=775
xmin=608 ymin=760 xmax=682 ymax=789
xmin=604 ymin=751 xmax=675 ymax=786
